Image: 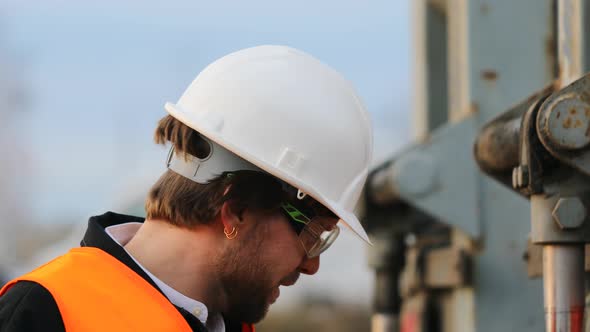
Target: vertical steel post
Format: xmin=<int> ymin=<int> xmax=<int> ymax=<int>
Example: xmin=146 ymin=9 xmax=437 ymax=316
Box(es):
xmin=543 ymin=246 xmax=585 ymax=331
xmin=369 ymin=232 xmax=406 ymax=332
xmin=371 ymin=314 xmax=396 ymax=332
xmin=412 ymin=0 xmax=449 ymax=140
xmin=557 ymin=0 xmax=582 ymax=87
xmin=533 ymin=195 xmax=585 ymax=332
xmin=538 ymin=3 xmax=584 ymax=331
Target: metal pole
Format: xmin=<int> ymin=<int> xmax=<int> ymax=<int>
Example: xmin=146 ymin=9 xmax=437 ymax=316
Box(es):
xmin=543 ymin=245 xmax=585 ymax=332
xmin=539 ymin=2 xmax=585 ymax=331
xmin=532 ymin=193 xmax=586 ymax=332
xmin=368 ymin=233 xmax=405 ymax=332
xmin=473 ymin=117 xmax=521 ymax=174
xmin=371 ymin=313 xmax=397 ymax=332
xmin=557 ymin=0 xmax=582 ymax=87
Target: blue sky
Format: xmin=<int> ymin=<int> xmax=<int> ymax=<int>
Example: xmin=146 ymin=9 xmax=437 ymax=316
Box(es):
xmin=1 ymin=1 xmax=412 ymax=220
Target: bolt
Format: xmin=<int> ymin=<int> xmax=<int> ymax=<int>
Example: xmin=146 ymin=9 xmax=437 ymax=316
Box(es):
xmin=542 ymin=95 xmax=590 ymax=150
xmin=552 ymin=197 xmax=587 ymax=230
xmin=512 ymin=166 xmax=529 ymax=189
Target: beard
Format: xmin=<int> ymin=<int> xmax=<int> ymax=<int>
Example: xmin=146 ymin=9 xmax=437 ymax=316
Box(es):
xmin=217 ymin=240 xmax=276 ymax=324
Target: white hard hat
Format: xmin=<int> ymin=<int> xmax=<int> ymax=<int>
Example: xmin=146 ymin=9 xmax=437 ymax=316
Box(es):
xmin=165 ymin=45 xmax=373 ymax=244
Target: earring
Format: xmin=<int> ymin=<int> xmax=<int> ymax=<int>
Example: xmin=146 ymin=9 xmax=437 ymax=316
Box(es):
xmin=224 ymin=226 xmax=238 ymax=239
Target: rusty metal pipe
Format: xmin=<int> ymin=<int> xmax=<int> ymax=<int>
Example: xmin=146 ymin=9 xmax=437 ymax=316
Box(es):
xmin=473 ymin=117 xmax=521 ymax=174
xmin=543 ymin=245 xmax=585 ymax=332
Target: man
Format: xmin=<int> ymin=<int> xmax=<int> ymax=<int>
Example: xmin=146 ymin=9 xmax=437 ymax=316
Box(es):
xmin=0 ymin=45 xmax=373 ymax=331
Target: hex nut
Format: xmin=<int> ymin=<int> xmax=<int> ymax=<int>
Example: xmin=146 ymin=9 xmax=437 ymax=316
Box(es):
xmin=552 ymin=197 xmax=587 ymax=230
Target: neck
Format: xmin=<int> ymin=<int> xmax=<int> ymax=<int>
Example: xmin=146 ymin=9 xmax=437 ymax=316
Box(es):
xmin=123 ymin=219 xmax=228 ymax=313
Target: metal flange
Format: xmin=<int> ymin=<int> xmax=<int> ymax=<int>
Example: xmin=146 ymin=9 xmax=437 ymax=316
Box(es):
xmin=537 ymin=74 xmax=590 ymax=177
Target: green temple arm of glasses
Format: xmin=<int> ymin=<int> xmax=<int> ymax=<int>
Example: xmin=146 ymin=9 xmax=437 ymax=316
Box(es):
xmin=280 ymin=203 xmax=311 ymax=225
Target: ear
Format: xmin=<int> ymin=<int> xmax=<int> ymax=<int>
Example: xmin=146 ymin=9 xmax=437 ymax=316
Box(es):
xmin=220 ymin=200 xmax=242 ymax=232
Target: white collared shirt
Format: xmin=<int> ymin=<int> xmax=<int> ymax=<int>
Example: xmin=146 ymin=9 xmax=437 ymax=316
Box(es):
xmin=105 ymin=222 xmax=225 ymax=332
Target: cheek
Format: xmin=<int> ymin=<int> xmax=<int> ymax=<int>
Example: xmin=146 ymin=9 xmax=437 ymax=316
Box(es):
xmin=262 ymin=222 xmax=305 ymax=268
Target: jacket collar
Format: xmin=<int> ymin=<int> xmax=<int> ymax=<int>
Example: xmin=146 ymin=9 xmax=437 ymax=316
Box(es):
xmin=80 ymin=212 xmax=208 ymax=332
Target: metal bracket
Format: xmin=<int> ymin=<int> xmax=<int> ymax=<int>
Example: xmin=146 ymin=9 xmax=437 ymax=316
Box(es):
xmin=474 ymin=84 xmax=554 ymax=193
xmin=368 ymin=116 xmax=480 ymax=238
xmin=512 ymin=89 xmax=556 ymax=197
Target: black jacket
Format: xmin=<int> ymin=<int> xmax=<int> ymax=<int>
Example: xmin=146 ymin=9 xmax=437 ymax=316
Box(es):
xmin=0 ymin=212 xmax=245 ymax=332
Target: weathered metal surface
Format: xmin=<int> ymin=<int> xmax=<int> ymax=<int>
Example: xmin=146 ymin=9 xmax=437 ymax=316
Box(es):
xmin=537 ymin=74 xmax=590 ymax=178
xmin=368 ymin=151 xmax=438 ymax=205
xmin=424 ymin=247 xmax=471 ymax=288
xmin=392 ymin=153 xmax=438 ymax=198
xmin=447 ymin=0 xmax=470 ymax=123
xmin=369 ymin=231 xmax=406 ymax=331
xmin=474 ymin=84 xmax=554 ymax=191
xmin=371 ymin=314 xmax=397 ymax=332
xmin=513 ymin=91 xmax=554 ymax=197
xmin=364 ymin=206 xmax=427 ymax=332
xmin=368 ymin=163 xmax=402 ymax=206
xmin=399 ymin=247 xmax=421 ymax=298
xmin=525 ymin=240 xmax=544 ymax=278
xmin=399 ymin=293 xmax=428 ymax=332
xmin=531 ymin=193 xmax=590 ymax=244
xmin=367 ymin=151 xmax=438 ymax=205
xmin=543 ymin=245 xmax=585 ymax=332
xmin=399 ymin=246 xmax=471 ymax=292
xmin=474 ymin=117 xmax=520 ymax=173
xmin=527 ymin=244 xmax=590 ymax=278
xmin=552 ymin=196 xmax=587 ymax=230
xmin=512 ymin=165 xmax=530 ymax=189
xmin=439 ymin=287 xmax=475 ymax=332
xmin=455 ymin=0 xmax=552 ymax=330
xmin=412 ymin=0 xmax=448 ymax=140
xmin=368 ymin=116 xmax=480 ymax=238
xmin=557 ymin=0 xmax=583 ymax=87
xmin=374 ymin=269 xmax=401 ymax=331
xmin=540 ymin=93 xmax=590 ymax=150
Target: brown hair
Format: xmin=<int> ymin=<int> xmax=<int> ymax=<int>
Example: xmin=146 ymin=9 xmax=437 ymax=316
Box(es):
xmin=145 ymin=115 xmax=282 ymax=228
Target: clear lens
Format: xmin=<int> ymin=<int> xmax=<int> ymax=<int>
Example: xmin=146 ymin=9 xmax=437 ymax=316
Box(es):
xmin=299 ymin=219 xmax=340 ymax=258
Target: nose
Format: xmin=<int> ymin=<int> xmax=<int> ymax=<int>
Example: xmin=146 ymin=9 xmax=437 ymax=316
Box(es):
xmin=299 ymin=255 xmax=320 ymax=275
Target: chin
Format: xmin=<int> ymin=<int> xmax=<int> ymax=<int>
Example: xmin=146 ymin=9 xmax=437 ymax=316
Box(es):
xmin=227 ymin=297 xmax=271 ymax=324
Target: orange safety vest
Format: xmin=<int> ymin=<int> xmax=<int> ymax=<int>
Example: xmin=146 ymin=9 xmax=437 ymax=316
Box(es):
xmin=0 ymin=247 xmax=255 ymax=332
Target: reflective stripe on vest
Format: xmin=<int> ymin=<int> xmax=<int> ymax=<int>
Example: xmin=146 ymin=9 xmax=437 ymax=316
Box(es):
xmin=0 ymin=247 xmax=192 ymax=331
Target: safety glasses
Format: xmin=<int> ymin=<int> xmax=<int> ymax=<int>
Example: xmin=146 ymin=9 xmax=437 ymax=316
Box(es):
xmin=279 ymin=197 xmax=340 ymax=259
